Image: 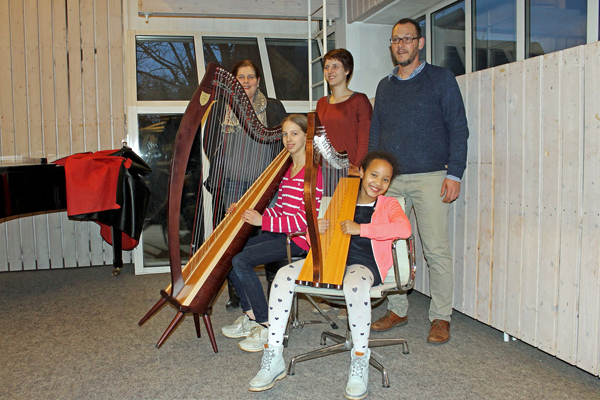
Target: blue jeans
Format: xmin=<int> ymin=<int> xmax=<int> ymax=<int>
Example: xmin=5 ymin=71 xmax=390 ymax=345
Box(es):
xmin=229 ymin=231 xmax=306 ymax=323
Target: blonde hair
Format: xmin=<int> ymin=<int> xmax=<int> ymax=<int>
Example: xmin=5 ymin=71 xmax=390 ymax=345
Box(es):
xmin=281 ymin=114 xmax=307 ymax=133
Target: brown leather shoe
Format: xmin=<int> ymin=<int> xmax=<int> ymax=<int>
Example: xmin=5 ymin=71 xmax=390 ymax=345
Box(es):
xmin=427 ymin=319 xmax=450 ymax=344
xmin=371 ymin=311 xmax=408 ymax=332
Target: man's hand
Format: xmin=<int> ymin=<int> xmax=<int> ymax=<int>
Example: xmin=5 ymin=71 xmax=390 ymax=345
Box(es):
xmin=241 ymin=209 xmax=263 ymax=226
xmin=440 ymin=179 xmax=461 ymax=203
xmin=340 ymin=220 xmax=361 ymax=235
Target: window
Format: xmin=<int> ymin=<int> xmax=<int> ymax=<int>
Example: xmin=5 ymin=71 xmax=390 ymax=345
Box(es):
xmin=136 ymin=36 xmax=198 ymax=101
xmin=526 ymin=0 xmax=587 ymax=58
xmin=202 ymin=37 xmax=267 ymax=96
xmin=311 ymin=39 xmax=325 ymax=101
xmin=131 ymin=33 xmax=317 ymax=272
xmin=432 ymin=1 xmax=466 ymax=76
xmin=474 ymin=0 xmax=517 ymax=70
xmin=266 ymin=38 xmax=309 ymax=100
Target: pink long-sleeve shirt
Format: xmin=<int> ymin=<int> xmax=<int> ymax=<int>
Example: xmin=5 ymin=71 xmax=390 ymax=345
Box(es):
xmin=359 ymin=196 xmax=412 ymax=281
xmin=262 ymin=165 xmax=323 ymax=251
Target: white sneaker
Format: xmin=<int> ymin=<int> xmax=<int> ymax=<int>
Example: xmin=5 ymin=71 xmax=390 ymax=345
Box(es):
xmin=221 ymin=315 xmax=259 ymax=338
xmin=238 ymin=325 xmax=268 ymax=352
xmin=345 ymin=349 xmax=370 ymax=400
xmin=249 ymin=344 xmax=286 ymax=391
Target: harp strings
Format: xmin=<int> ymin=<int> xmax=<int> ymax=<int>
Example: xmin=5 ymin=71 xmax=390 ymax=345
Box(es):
xmin=313 ymin=127 xmax=350 ymax=267
xmin=189 ymin=66 xmax=282 ymax=259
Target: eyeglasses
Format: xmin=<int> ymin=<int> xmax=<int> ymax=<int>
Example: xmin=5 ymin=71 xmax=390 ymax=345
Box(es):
xmin=390 ymin=36 xmax=420 ymax=45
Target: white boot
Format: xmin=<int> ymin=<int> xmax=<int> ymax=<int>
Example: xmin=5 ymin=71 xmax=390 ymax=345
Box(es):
xmin=249 ymin=344 xmax=286 ymax=392
xmin=345 ymin=349 xmax=370 ymax=400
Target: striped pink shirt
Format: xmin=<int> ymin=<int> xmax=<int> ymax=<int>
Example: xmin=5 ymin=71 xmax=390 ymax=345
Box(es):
xmin=262 ymin=165 xmax=323 ymax=251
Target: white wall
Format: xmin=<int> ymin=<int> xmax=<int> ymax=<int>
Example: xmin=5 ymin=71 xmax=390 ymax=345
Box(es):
xmin=345 ymin=22 xmax=395 ymax=98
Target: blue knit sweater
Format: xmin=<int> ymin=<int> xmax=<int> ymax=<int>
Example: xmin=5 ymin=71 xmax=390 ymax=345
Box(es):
xmin=369 ymin=63 xmax=469 ymax=179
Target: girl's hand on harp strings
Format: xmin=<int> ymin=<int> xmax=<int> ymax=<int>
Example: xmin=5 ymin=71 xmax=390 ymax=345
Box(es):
xmin=242 ymin=209 xmax=263 ymax=226
xmin=227 ymin=203 xmax=237 ymax=214
xmin=340 ymin=220 xmax=360 ymax=236
xmin=318 ymin=218 xmax=330 ymax=234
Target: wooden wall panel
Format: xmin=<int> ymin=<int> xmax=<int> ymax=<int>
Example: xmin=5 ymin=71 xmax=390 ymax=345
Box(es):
xmin=96 ymin=0 xmax=113 ymax=151
xmin=109 ymin=0 xmax=125 ymax=148
xmin=452 ymin=42 xmax=600 ymax=376
xmin=520 ymin=56 xmax=541 ymax=346
xmin=557 ymin=46 xmax=583 ymax=364
xmin=475 ymin=68 xmax=493 ymax=324
xmin=536 ymin=52 xmax=561 ymax=354
xmin=505 ymin=61 xmax=524 ymax=338
xmin=38 ymin=0 xmax=59 ymax=270
xmin=53 ymin=0 xmax=71 ymax=158
xmin=490 ymin=64 xmax=509 ymax=332
xmin=0 ymin=0 xmax=16 ymax=162
xmin=578 ymin=41 xmax=600 ymax=375
xmin=0 ymin=0 xmax=129 ymax=271
xmin=462 ymin=71 xmax=480 ymax=317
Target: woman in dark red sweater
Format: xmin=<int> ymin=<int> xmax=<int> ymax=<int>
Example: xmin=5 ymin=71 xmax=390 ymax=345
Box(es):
xmin=316 ymin=48 xmax=373 ymax=167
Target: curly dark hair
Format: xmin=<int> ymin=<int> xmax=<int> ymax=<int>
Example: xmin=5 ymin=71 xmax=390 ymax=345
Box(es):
xmin=360 ymin=151 xmax=400 ymax=177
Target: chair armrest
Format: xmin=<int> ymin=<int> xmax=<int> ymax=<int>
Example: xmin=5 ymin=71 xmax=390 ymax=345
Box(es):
xmin=286 ymin=232 xmax=306 ymax=263
xmin=392 ymin=235 xmax=417 ymax=292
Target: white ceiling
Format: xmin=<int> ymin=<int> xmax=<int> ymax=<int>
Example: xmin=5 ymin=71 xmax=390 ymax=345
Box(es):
xmin=359 ymin=0 xmax=442 ymax=25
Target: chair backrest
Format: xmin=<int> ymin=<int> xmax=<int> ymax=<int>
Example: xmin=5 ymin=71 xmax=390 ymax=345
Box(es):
xmin=374 ymin=196 xmax=415 ymax=292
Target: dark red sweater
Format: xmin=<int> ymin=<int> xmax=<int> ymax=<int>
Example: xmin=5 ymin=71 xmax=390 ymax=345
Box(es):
xmin=316 ymin=92 xmax=372 ymax=166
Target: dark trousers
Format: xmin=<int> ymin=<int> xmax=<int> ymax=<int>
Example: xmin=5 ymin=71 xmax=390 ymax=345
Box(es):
xmin=228 ymin=232 xmax=306 ymax=323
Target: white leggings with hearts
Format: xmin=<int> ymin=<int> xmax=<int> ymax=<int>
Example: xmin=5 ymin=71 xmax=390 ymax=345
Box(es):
xmin=267 ymin=260 xmax=375 ymax=352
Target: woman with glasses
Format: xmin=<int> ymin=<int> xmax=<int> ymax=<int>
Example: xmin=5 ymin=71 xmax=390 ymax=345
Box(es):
xmin=204 ymin=59 xmax=287 ymax=311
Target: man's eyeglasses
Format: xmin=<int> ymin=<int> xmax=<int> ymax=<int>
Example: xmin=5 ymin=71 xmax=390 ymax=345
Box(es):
xmin=390 ymin=36 xmax=420 ymax=45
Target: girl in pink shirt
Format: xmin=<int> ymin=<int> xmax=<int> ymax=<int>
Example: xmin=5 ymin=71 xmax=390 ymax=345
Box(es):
xmin=221 ymin=114 xmax=323 ymax=353
xmin=249 ymin=151 xmax=411 ymax=400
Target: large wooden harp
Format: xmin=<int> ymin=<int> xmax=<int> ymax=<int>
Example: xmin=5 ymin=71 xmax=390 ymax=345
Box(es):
xmin=138 ymin=63 xmax=291 ymax=352
xmin=296 ymin=113 xmax=361 ymax=289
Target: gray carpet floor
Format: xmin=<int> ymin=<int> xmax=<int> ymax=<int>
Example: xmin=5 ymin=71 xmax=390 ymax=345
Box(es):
xmin=1 ymin=265 xmax=599 ymax=400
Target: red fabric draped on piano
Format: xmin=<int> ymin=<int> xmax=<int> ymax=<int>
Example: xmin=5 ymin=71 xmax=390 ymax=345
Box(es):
xmin=53 ymin=150 xmax=139 ymax=250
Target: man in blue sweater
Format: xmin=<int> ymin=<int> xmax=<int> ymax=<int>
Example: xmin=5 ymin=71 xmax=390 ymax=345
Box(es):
xmin=369 ymin=18 xmax=468 ymax=344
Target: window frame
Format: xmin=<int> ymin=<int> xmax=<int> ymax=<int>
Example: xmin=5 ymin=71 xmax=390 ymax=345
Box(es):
xmin=411 ymin=0 xmax=600 ymax=74
xmin=126 ymin=30 xmax=316 ymax=274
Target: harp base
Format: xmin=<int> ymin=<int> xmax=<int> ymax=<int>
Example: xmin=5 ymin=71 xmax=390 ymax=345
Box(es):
xmin=138 ymin=289 xmax=219 ymax=352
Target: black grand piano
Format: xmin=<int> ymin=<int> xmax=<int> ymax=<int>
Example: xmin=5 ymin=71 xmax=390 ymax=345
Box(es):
xmin=0 ymin=147 xmax=151 ymax=275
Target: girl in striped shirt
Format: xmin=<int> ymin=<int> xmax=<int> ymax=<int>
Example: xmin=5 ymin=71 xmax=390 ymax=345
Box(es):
xmin=221 ymin=114 xmax=323 ymax=352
